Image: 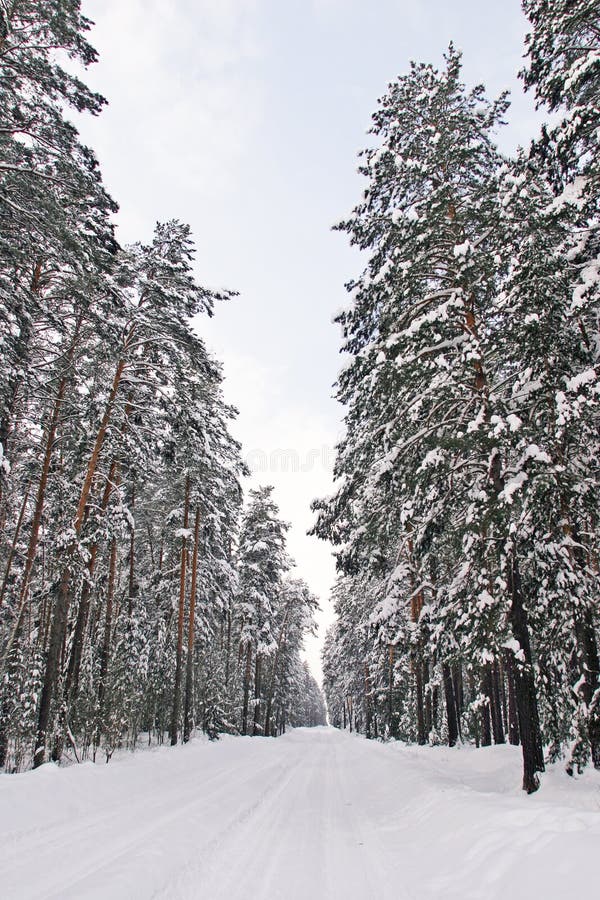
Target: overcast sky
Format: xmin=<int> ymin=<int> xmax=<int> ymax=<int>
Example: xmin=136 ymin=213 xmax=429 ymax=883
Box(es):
xmin=77 ymin=0 xmax=545 ymax=682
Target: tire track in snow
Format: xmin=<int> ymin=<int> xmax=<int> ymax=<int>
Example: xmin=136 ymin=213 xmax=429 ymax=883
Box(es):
xmin=330 ymin=736 xmax=415 ymax=900
xmin=152 ymin=746 xmax=309 ymax=899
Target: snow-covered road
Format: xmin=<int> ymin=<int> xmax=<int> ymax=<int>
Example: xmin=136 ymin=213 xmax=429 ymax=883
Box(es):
xmin=2 ymin=727 xmax=600 ymax=899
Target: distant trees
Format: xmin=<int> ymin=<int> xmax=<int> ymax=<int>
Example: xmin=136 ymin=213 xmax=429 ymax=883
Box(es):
xmin=236 ymin=486 xmax=291 ymax=736
xmin=0 ymin=1 xmax=323 ymax=772
xmin=289 ymin=661 xmax=327 ymax=729
xmin=234 ymin=489 xmax=322 ymax=737
xmin=317 ymin=3 xmax=600 ymax=793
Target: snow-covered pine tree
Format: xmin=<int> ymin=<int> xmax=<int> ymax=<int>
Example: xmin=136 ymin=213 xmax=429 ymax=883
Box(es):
xmin=0 ymin=2 xmax=320 ymax=771
xmin=484 ymin=0 xmax=600 ymax=771
xmin=491 ymin=151 xmax=600 ymax=773
xmin=263 ymin=577 xmax=319 ymax=735
xmin=0 ymin=0 xmax=120 ymax=769
xmin=321 ymin=575 xmax=372 ymax=736
xmin=288 ymin=661 xmax=327 ymax=729
xmin=236 ymin=486 xmax=291 ymax=735
xmin=0 ymin=0 xmax=116 ymax=496
xmin=316 ymin=46 xmax=549 ymax=790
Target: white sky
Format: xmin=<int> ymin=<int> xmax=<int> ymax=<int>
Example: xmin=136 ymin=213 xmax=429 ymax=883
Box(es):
xmin=77 ymin=0 xmax=545 ymax=683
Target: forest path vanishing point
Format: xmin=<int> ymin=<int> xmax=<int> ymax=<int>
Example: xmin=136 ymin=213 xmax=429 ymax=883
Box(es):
xmin=1 ymin=726 xmax=599 ymax=900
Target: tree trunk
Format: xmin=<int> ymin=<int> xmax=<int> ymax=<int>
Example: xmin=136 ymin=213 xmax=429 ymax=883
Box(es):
xmin=424 ymin=660 xmax=433 ymax=738
xmin=127 ymin=480 xmax=136 ymax=618
xmin=567 ymin=517 xmax=600 ymax=768
xmin=407 ymin=527 xmax=426 ymax=743
xmin=482 ymin=664 xmax=503 ymax=745
xmin=252 ymin=654 xmax=262 ymax=735
xmin=97 ymin=537 xmax=118 ymax=722
xmin=504 ymin=650 xmax=520 ymax=745
xmin=64 ymin=459 xmax=120 ymax=704
xmin=33 ymin=565 xmax=70 ymax=768
xmin=387 ymin=643 xmax=397 ymax=738
xmin=263 ymin=605 xmax=292 ymax=737
xmin=498 ymin=660 xmax=509 ymax=736
xmin=414 ymin=656 xmax=426 ymax=745
xmin=0 ymin=315 xmax=83 ymax=674
xmin=33 ymin=340 xmax=132 ymax=767
xmin=242 ymin=644 xmax=252 ymax=736
xmin=507 ymin=551 xmax=544 ymax=792
xmin=573 ymin=609 xmax=600 ymax=768
xmin=491 ymin=661 xmax=505 ymax=744
xmin=73 ymin=355 xmax=130 ymax=534
xmin=452 ymin=664 xmax=464 ymax=724
xmin=364 ymin=663 xmax=373 ymax=740
xmin=183 ymin=506 xmax=200 ymax=743
xmin=0 ymin=481 xmax=31 ymax=610
xmin=0 ymin=699 xmax=8 ymax=768
xmin=170 ymin=475 xmax=190 ymax=746
xmin=488 ymin=449 xmax=543 ymax=790
xmin=481 ymin=681 xmax=492 ymax=748
xmin=224 ymin=603 xmax=232 ymax=689
xmin=63 ymin=382 xmax=134 ymax=706
xmin=442 ymin=662 xmax=459 ymax=746
xmin=0 ymin=262 xmax=43 ymax=518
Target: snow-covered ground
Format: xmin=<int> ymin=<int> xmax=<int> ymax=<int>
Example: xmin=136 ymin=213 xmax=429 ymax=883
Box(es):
xmin=1 ymin=727 xmax=599 ymax=900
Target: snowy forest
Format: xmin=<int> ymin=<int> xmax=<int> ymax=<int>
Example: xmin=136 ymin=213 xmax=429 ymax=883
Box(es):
xmin=316 ymin=0 xmax=600 ymax=793
xmin=1 ymin=0 xmax=600 ymax=811
xmin=0 ymin=1 xmax=326 ymax=773
xmin=3 ymin=2 xmax=600 ymax=897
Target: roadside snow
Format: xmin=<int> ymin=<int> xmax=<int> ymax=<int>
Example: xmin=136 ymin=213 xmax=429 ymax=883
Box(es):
xmin=1 ymin=728 xmax=599 ymax=900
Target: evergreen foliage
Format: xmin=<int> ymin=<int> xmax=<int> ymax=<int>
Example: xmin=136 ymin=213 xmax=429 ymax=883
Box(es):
xmin=316 ymin=6 xmax=600 ymax=792
xmin=0 ymin=2 xmax=324 ymax=771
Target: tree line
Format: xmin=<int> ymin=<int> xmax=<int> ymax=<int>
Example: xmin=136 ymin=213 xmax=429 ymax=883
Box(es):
xmin=315 ymin=0 xmax=600 ymax=792
xmin=0 ymin=1 xmax=325 ymax=772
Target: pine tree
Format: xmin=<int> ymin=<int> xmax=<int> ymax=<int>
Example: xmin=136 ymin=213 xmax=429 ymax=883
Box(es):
xmin=316 ymin=46 xmax=549 ymax=791
xmin=498 ymin=0 xmax=600 ymax=770
xmin=236 ymin=487 xmax=291 ymax=735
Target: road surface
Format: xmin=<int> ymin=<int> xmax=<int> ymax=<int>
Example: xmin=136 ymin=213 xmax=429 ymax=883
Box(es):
xmin=1 ymin=727 xmax=599 ymax=899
